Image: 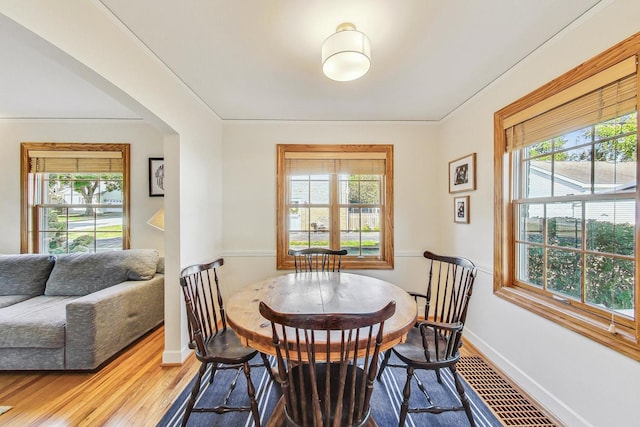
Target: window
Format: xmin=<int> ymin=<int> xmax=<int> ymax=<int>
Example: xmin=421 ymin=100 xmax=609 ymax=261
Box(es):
xmin=277 ymin=144 xmax=394 ymax=270
xmin=21 ymin=143 xmax=130 ymax=254
xmin=494 ymin=34 xmax=640 ymax=360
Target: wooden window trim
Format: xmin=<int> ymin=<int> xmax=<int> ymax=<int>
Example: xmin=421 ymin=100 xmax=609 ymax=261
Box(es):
xmin=276 ymin=144 xmax=394 ymax=270
xmin=20 ymin=142 xmax=131 ymax=253
xmin=494 ymin=32 xmax=640 ymax=360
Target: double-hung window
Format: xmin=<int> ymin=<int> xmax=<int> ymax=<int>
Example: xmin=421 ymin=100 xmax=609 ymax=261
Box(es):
xmin=21 ymin=143 xmax=130 ymax=254
xmin=495 ymin=35 xmax=640 ymax=360
xmin=276 ymin=144 xmax=394 ymax=270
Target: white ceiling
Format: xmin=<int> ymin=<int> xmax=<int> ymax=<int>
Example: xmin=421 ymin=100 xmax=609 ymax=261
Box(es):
xmin=1 ymin=1 xmax=602 ymax=122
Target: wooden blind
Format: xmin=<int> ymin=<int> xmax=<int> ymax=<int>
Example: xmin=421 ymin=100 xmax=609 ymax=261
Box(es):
xmin=505 ymin=56 xmax=638 ymax=152
xmin=28 ymin=150 xmax=124 ymax=173
xmin=285 ymin=152 xmax=386 ymax=176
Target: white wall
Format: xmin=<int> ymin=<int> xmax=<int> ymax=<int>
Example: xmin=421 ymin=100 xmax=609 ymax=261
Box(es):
xmin=0 ymin=1 xmax=224 ymax=365
xmin=220 ymin=121 xmax=441 ymax=295
xmin=439 ymin=1 xmax=640 ymax=425
xmin=3 ymin=1 xmax=640 ymax=425
xmin=0 ymin=120 xmax=165 ymax=255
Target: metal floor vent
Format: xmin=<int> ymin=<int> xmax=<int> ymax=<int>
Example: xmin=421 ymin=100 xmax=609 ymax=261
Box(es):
xmin=458 ymin=356 xmax=558 ymax=427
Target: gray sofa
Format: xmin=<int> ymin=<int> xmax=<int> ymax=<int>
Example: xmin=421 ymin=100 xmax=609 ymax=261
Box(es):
xmin=0 ymin=249 xmax=164 ymax=370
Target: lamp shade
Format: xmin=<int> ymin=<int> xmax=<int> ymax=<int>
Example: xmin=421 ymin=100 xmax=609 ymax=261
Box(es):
xmin=322 ymin=23 xmax=371 ymax=82
xmin=147 ymin=207 xmax=165 ymax=231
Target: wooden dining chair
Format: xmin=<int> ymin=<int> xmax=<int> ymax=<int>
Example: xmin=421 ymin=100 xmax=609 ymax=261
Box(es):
xmin=259 ymin=300 xmax=396 ymax=427
xmin=377 ymin=250 xmax=478 ymax=427
xmin=179 ymin=258 xmax=272 ymax=427
xmin=288 ymin=247 xmax=348 ymax=272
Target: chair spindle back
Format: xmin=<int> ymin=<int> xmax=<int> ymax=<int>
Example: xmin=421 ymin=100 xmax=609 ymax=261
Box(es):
xmin=422 ymin=250 xmax=476 ymax=352
xmin=179 ymin=258 xmax=227 ymax=355
xmin=260 ymin=301 xmax=396 ymax=427
xmin=288 ymin=248 xmax=348 ymax=272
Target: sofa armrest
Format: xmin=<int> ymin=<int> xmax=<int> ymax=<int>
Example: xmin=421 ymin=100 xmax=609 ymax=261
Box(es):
xmin=65 ymin=274 xmax=164 ymax=370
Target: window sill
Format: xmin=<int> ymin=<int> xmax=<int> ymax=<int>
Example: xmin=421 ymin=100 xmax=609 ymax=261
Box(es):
xmin=495 ymin=286 xmax=640 ymax=361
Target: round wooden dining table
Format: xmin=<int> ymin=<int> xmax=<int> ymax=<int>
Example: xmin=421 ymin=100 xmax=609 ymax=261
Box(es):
xmin=226 ymin=272 xmax=418 ymax=358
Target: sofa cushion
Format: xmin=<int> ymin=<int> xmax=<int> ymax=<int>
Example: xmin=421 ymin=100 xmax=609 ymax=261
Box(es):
xmin=44 ymin=249 xmax=159 ymax=296
xmin=0 ymin=295 xmax=77 ymax=348
xmin=0 ymin=254 xmax=55 ymax=296
xmin=0 ymin=295 xmax=33 ymax=309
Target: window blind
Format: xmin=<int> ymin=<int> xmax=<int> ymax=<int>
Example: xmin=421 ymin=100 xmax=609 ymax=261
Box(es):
xmin=505 ymin=56 xmax=638 ymax=152
xmin=285 ymin=152 xmax=386 ymax=176
xmin=28 ymin=150 xmax=124 ymax=173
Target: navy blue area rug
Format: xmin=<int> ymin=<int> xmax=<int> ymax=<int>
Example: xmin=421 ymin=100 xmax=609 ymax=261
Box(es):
xmin=157 ymin=353 xmax=501 ymax=427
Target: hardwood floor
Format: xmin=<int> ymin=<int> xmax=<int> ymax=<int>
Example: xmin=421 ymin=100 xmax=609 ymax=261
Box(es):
xmin=0 ymin=326 xmax=199 ymax=426
xmin=0 ymin=325 xmax=555 ymax=427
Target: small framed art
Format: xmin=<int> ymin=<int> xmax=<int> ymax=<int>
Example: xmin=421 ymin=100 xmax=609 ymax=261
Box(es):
xmin=454 ymin=196 xmax=470 ymax=224
xmin=448 ymin=153 xmax=476 ymax=193
xmin=149 ymin=157 xmax=165 ymax=197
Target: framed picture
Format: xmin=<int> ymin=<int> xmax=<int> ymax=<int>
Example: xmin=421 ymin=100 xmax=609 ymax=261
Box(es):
xmin=454 ymin=196 xmax=470 ymax=224
xmin=448 ymin=153 xmax=476 ymax=193
xmin=149 ymin=157 xmax=165 ymax=197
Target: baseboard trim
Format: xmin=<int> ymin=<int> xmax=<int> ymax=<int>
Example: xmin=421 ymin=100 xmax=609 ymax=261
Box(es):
xmin=161 ymin=347 xmax=192 ymax=365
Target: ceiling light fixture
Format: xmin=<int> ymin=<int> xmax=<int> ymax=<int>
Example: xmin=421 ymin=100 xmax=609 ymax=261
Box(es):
xmin=322 ymin=22 xmax=371 ymax=82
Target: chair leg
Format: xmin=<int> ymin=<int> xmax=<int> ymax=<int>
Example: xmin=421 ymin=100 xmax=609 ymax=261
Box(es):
xmin=243 ymin=361 xmax=261 ymax=427
xmin=260 ymin=352 xmax=275 ymax=382
xmin=450 ymin=365 xmax=475 ymax=427
xmin=182 ymin=362 xmax=207 ymax=427
xmin=398 ymin=365 xmax=413 ymax=427
xmin=377 ymin=349 xmax=392 ymax=381
xmin=209 ymin=362 xmax=218 ymax=384
xmin=434 ymin=367 xmax=442 ymax=384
